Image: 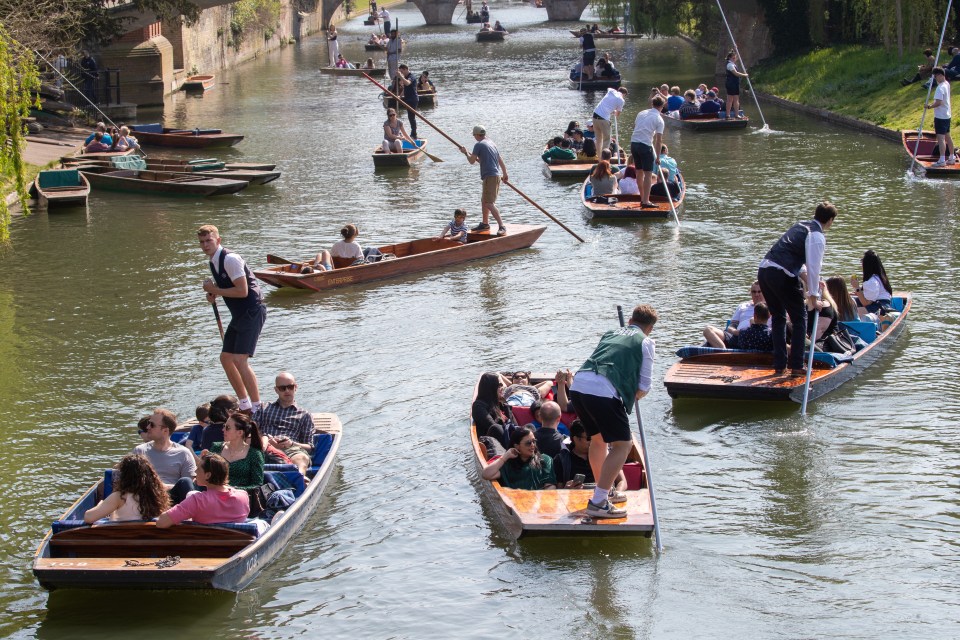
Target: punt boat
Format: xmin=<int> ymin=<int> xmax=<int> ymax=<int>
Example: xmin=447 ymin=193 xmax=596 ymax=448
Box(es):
xmin=476 ymin=30 xmax=506 ymax=42
xmin=580 ymin=175 xmax=685 ymax=220
xmin=253 ymin=224 xmax=546 ymax=292
xmin=663 ymin=294 xmax=912 ymax=403
xmin=364 ymin=43 xmax=386 ymax=51
xmin=663 ymin=112 xmax=750 ymax=131
xmin=372 ymin=139 xmax=427 ymax=167
xmin=33 ymin=414 xmax=341 ymax=591
xmin=569 ymin=30 xmax=641 ymax=39
xmin=320 ymin=65 xmax=387 ymax=77
xmin=542 ymin=150 xmax=626 ymax=179
xmin=383 ymin=89 xmax=438 ymax=110
xmin=128 ymin=124 xmax=243 ymax=149
xmin=470 ymin=372 xmax=654 ymax=539
xmin=181 ymin=74 xmax=215 ymax=91
xmin=78 ymin=167 xmax=249 ymax=197
xmin=34 ymin=168 xmax=90 ymax=208
xmin=61 ymin=149 xmax=137 ymax=164
xmin=568 ymin=69 xmax=621 ymax=91
xmin=901 ymin=130 xmax=960 ymax=176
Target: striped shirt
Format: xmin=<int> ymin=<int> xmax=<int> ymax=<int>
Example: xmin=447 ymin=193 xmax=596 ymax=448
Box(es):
xmin=255 ymin=401 xmax=314 ymax=447
xmin=445 ymin=220 xmax=469 ymax=243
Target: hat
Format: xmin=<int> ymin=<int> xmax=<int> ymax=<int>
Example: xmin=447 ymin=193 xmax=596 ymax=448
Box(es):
xmin=472 ymin=125 xmax=486 ymax=135
xmin=706 ymin=90 xmax=716 ymax=97
xmin=710 ymin=86 xmax=719 ymax=94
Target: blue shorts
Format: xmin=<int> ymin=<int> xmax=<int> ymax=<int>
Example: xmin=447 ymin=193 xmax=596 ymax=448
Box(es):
xmin=631 ymin=141 xmax=655 ymax=172
xmin=223 ymin=304 xmax=266 ymax=356
xmin=934 ymin=117 xmax=951 ymax=135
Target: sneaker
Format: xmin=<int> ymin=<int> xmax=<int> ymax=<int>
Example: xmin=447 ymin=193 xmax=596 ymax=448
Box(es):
xmin=931 ymin=159 xmax=947 ymax=167
xmin=586 ymin=499 xmax=627 ymax=519
xmin=947 ymin=159 xmax=957 ymax=166
xmin=496 ymin=226 xmax=507 ymax=236
xmin=608 ymin=489 xmax=628 ymax=504
xmin=471 ymin=223 xmax=491 ymax=232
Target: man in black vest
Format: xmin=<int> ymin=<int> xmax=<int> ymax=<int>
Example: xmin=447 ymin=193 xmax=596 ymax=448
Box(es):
xmin=396 ymin=64 xmax=419 ymax=139
xmin=757 ymin=202 xmax=837 ymax=375
xmin=198 ymin=225 xmax=267 ymax=412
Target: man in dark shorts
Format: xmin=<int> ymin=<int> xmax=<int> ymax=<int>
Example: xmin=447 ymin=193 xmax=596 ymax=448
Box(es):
xmin=569 ymin=304 xmax=657 ymax=518
xmin=396 ymin=63 xmax=419 ymax=139
xmin=198 ymin=224 xmax=266 ymax=413
xmin=924 ymin=67 xmax=955 ymax=167
xmin=630 ymin=94 xmax=665 ymax=208
xmin=459 ymin=125 xmax=509 ymax=236
xmin=579 ymin=28 xmax=596 ymax=80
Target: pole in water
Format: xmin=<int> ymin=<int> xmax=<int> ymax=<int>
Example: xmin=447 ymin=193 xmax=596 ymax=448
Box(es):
xmin=800 ymin=309 xmax=819 ymax=415
xmin=908 ymin=0 xmax=953 ymax=174
xmin=715 ymin=0 xmax=769 ymax=130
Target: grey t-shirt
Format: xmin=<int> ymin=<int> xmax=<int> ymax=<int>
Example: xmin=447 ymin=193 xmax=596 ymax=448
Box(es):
xmin=472 ymin=139 xmax=501 ymax=179
xmin=133 ymin=442 xmax=196 ymax=485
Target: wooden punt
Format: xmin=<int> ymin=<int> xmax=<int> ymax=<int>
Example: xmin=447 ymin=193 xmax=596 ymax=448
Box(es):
xmin=664 ymin=112 xmax=750 ymax=131
xmin=320 ymin=65 xmax=387 ymax=77
xmin=181 ymin=74 xmax=215 ymax=91
xmin=383 ymin=90 xmax=438 ymax=110
xmin=372 ymin=139 xmax=427 ymax=167
xmin=128 ymin=125 xmax=243 ymax=149
xmin=78 ymin=167 xmax=249 ymax=197
xmin=901 ymin=129 xmax=960 ymax=176
xmin=471 ymin=372 xmax=654 ymax=539
xmin=34 ymin=169 xmax=90 ymax=208
xmin=63 ymin=156 xmax=276 ymax=173
xmin=580 ymin=175 xmax=685 ymax=220
xmin=167 ymin=168 xmax=280 ymax=185
xmin=663 ymin=294 xmax=912 ymax=403
xmin=253 ymin=224 xmax=546 ymax=292
xmin=61 ymin=148 xmax=136 ymax=164
xmin=569 ymin=30 xmax=642 ymax=39
xmin=568 ymin=71 xmax=621 ymax=91
xmin=476 ymin=30 xmax=506 ymax=42
xmin=33 ymin=414 xmax=341 ymax=591
xmin=542 ymin=150 xmax=626 ymax=179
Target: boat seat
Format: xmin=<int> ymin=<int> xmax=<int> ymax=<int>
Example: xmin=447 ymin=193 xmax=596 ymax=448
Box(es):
xmin=264 ymin=470 xmax=305 ymax=498
xmin=48 ymin=522 xmax=254 ymax=558
xmin=111 ymin=155 xmax=147 ymax=170
xmin=331 ymin=256 xmax=355 ymax=269
xmin=840 ymin=321 xmax=877 ymax=344
xmin=891 ymin=297 xmax=905 ymax=312
xmin=621 ymin=462 xmax=645 ymax=490
xmin=38 ymin=169 xmax=80 ymax=189
xmin=132 ymin=123 xmax=164 ymax=133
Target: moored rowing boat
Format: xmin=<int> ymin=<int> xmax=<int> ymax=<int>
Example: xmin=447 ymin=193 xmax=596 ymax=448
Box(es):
xmin=320 ymin=65 xmax=387 ymax=77
xmin=79 ymin=167 xmax=249 ymax=197
xmin=182 ymin=74 xmax=215 ymax=91
xmin=542 ymin=150 xmax=626 ymax=178
xmin=253 ymin=224 xmax=546 ymax=292
xmin=580 ymin=175 xmax=685 ymax=220
xmin=128 ymin=124 xmax=243 ymax=149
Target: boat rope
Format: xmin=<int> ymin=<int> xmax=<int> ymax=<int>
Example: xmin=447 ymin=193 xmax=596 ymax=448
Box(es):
xmin=715 ymin=0 xmax=768 ymax=130
xmin=124 ymin=556 xmax=181 ymax=569
xmin=909 ymin=0 xmax=953 ymax=174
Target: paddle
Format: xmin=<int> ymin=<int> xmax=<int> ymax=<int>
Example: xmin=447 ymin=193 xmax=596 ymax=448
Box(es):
xmin=908 ymin=0 xmax=953 ymax=174
xmin=800 ymin=309 xmax=819 ymax=415
xmin=617 ymin=305 xmax=663 ymax=552
xmin=715 ymin=0 xmax=769 ymax=131
xmin=361 ymin=73 xmax=586 ymax=243
xmin=212 ymin=301 xmax=225 ymax=341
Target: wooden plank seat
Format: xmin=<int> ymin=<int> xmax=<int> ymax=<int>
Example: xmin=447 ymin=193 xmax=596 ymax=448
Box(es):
xmin=49 ymin=522 xmax=254 ymax=558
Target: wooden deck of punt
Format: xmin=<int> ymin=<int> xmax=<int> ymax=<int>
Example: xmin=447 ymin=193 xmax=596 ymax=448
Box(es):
xmin=476 ymin=30 xmax=506 ymax=41
xmin=78 ymin=167 xmax=249 ymax=196
xmin=471 ymin=373 xmax=654 ymax=539
xmin=580 ymin=175 xmax=685 ymax=220
xmin=663 ymin=294 xmax=912 ymax=402
xmin=664 ymin=113 xmax=750 ymax=131
xmin=320 ymin=65 xmax=387 ymax=76
xmin=253 ymin=224 xmax=546 ymax=292
xmin=901 ymin=130 xmax=960 ymax=176
xmin=182 ymin=74 xmax=215 ymax=91
xmin=542 ymin=151 xmax=626 ymax=179
xmin=372 ymin=140 xmax=427 ymax=167
xmin=128 ymin=127 xmax=244 ymax=149
xmin=34 ymin=171 xmax=90 ymax=208
xmin=33 ymin=414 xmax=342 ymax=591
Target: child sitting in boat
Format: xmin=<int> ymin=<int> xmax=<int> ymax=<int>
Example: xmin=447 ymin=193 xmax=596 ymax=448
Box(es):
xmin=737 ymin=302 xmax=774 ymax=352
xmin=435 ymin=208 xmax=469 ymax=243
xmin=83 ymin=454 xmax=171 ymax=523
xmin=84 ymin=132 xmax=111 ymax=153
xmin=156 ymin=453 xmax=251 ymax=528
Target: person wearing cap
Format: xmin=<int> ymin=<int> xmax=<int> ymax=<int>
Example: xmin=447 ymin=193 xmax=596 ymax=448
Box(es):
xmin=699 ymin=90 xmax=722 ymax=114
xmin=592 ymin=87 xmax=627 ymax=161
xmin=386 ymin=28 xmax=402 ymax=81
xmin=924 ymin=67 xmax=955 ymax=167
xmin=459 ymin=126 xmax=509 ymax=236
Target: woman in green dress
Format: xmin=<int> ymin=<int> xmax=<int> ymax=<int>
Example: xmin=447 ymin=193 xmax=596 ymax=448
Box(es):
xmin=202 ymin=412 xmax=265 ymax=491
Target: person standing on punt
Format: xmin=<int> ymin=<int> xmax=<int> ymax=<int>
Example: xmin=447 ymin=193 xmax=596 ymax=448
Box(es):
xmin=386 ymin=28 xmax=402 ymax=81
xmin=724 ymin=51 xmax=749 ymax=119
xmin=592 ymin=87 xmax=627 ymax=160
xmin=756 ymin=202 xmax=837 ymax=376
xmin=459 ymin=125 xmax=509 ymax=236
xmin=923 ymin=67 xmax=955 ymax=167
xmin=199 ymin=224 xmax=267 ymax=413
xmin=579 ymin=28 xmax=596 ymax=80
xmin=630 ymin=94 xmax=665 ymax=209
xmin=568 ymin=304 xmax=658 ymax=519
xmin=396 ymin=64 xmax=419 ymax=139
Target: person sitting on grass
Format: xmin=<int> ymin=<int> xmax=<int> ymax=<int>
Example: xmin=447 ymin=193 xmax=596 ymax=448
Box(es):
xmin=84 ymin=454 xmax=170 ymax=523
xmin=542 ymin=137 xmax=577 ymax=162
xmin=902 ymin=48 xmax=935 ymax=86
xmin=435 ymin=208 xmax=469 ymax=243
xmin=481 ymin=426 xmax=558 ymax=490
xmin=157 ymin=454 xmax=250 ymax=527
xmin=737 ymin=302 xmax=774 ymax=352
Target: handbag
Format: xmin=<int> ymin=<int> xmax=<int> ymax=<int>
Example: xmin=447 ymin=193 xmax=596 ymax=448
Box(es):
xmin=246 ymin=482 xmax=276 ymax=518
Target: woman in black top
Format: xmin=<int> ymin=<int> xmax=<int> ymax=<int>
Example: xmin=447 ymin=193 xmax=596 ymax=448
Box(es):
xmin=472 ymin=372 xmax=507 ymax=441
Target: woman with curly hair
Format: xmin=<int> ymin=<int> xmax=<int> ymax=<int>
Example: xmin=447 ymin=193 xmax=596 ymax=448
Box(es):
xmin=83 ymin=454 xmax=170 ymax=523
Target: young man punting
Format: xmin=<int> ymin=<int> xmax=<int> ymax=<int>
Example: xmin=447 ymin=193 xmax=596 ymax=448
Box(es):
xmin=592 ymin=87 xmax=627 ymax=161
xmin=924 ymin=67 xmax=955 ymax=167
xmin=459 ymin=125 xmax=509 ymax=237
xmin=630 ymin=94 xmax=666 ymax=209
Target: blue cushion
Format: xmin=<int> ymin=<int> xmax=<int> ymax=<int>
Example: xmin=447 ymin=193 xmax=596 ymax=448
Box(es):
xmin=264 ymin=463 xmax=299 ymax=472
xmin=103 ymin=469 xmax=114 ymax=499
xmin=132 ymin=123 xmax=164 ymax=133
xmin=841 ymin=321 xmax=877 ymax=344
xmin=183 ymin=520 xmax=261 ymax=537
xmin=170 ymin=432 xmax=188 ymax=444
xmin=585 ymin=183 xmax=593 ymax=197
xmin=264 ymin=470 xmax=305 ymax=497
xmin=38 ymin=169 xmax=80 ymax=188
xmin=312 ymin=433 xmax=333 ymax=467
xmin=52 ymin=519 xmax=89 ymax=534
xmin=891 ymin=297 xmax=905 ymax=312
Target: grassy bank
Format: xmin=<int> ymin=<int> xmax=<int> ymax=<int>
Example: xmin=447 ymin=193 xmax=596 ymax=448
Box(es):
xmin=755 ymin=45 xmax=941 ymax=132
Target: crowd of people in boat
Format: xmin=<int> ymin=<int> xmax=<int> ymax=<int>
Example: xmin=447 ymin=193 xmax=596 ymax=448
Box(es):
xmin=82 ymin=122 xmax=140 ymax=153
xmin=571 ymin=52 xmax=620 ymax=82
xmin=81 ymin=371 xmax=322 ymax=531
xmin=479 ymin=21 xmax=508 ymax=33
xmin=465 ymin=0 xmax=491 ymax=25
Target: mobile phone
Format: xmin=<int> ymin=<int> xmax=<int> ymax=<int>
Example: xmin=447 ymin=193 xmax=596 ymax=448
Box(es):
xmin=573 ymin=473 xmax=585 ymax=484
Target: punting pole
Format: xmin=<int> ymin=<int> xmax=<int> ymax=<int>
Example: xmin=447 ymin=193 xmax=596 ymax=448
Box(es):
xmin=715 ymin=0 xmax=768 ymax=130
xmin=212 ymin=301 xmax=225 ymax=341
xmin=909 ymin=0 xmax=953 ymax=174
xmin=660 ymin=163 xmax=682 ymax=227
xmin=361 ymin=73 xmax=586 ymax=243
xmin=618 ymin=304 xmax=663 ymax=552
xmin=800 ymin=308 xmax=819 ymax=416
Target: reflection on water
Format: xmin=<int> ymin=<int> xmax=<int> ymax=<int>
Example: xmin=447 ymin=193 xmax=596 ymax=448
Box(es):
xmin=2 ymin=1 xmax=960 ymax=637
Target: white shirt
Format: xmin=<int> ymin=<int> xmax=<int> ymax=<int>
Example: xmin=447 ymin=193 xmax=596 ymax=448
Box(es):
xmin=379 ymin=8 xmax=389 ymax=18
xmin=934 ymin=80 xmax=951 ymax=119
xmin=331 ymin=239 xmax=364 ymax=260
xmin=758 ymin=221 xmax=826 ymax=294
xmin=630 ymin=108 xmax=665 ymax=145
xmin=570 ymin=337 xmax=656 ymax=397
xmin=618 ymin=177 xmax=639 ymax=195
xmin=210 ymin=246 xmax=246 ymax=282
xmin=862 ymin=275 xmax=892 ymax=302
xmin=726 ymin=61 xmax=737 ymax=73
xmin=728 ymin=301 xmax=772 ymax=330
xmin=594 ymin=88 xmax=625 ymax=120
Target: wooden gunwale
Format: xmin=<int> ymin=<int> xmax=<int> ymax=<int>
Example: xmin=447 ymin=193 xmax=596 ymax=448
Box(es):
xmin=371 ymin=140 xmax=427 ymax=167
xmin=253 ymin=224 xmax=546 ymax=292
xmin=476 ymin=30 xmax=506 ymax=41
xmin=568 ymin=76 xmax=621 ymax=91
xmin=664 ymin=113 xmax=750 ymax=131
xmin=182 ymin=75 xmax=215 ymax=91
xmin=663 ymin=294 xmax=912 ymax=402
xmin=580 ymin=175 xmax=685 ymax=220
xmin=470 ymin=373 xmax=654 ymax=539
xmin=33 ymin=414 xmax=342 ymax=591
xmin=35 ymin=172 xmax=90 ymax=208
xmin=901 ymin=130 xmax=960 ymax=176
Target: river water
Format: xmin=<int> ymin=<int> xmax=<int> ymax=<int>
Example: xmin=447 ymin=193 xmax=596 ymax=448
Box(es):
xmin=2 ymin=3 xmax=959 ymax=638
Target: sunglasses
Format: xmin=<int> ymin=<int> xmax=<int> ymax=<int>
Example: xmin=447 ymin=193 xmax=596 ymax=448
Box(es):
xmin=519 ymin=439 xmax=536 ymax=446
xmin=277 ymin=384 xmax=297 ymax=391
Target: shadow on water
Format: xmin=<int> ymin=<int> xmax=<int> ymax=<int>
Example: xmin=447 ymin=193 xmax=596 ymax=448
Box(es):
xmin=668 ymin=398 xmax=799 ymax=431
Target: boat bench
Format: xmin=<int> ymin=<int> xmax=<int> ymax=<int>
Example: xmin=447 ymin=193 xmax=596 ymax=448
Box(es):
xmin=37 ymin=169 xmax=80 ymax=189
xmin=131 ymin=123 xmax=164 ymax=133
xmin=47 ymin=522 xmax=256 ymax=558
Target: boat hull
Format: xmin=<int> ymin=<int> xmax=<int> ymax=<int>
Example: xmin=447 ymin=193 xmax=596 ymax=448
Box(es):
xmin=476 ymin=31 xmax=506 ymax=42
xmin=581 ymin=175 xmax=685 ymax=220
xmin=80 ymin=168 xmax=249 ymax=196
xmin=664 ymin=113 xmax=750 ymax=131
xmin=182 ymin=75 xmax=215 ymax=91
xmin=35 ymin=171 xmax=90 ymax=208
xmin=901 ymin=130 xmax=960 ymax=176
xmin=129 ymin=127 xmax=244 ymax=149
xmin=543 ymin=150 xmax=626 ymax=179
xmin=568 ymin=75 xmax=621 ymax=91
xmin=254 ymin=224 xmax=546 ymax=292
xmin=320 ymin=66 xmax=387 ymax=77
xmin=372 ymin=140 xmax=427 ymax=167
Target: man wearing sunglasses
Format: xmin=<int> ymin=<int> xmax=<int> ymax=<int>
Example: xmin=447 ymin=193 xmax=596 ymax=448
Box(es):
xmin=133 ymin=408 xmax=197 ymax=504
xmin=255 ymin=372 xmax=314 ymax=476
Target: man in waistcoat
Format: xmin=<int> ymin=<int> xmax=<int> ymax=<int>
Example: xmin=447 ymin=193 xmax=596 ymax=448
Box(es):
xmin=396 ymin=63 xmax=419 ymax=139
xmin=757 ymin=202 xmax=837 ymax=376
xmin=198 ymin=224 xmax=267 ymax=413
xmin=568 ymin=304 xmax=657 ymax=519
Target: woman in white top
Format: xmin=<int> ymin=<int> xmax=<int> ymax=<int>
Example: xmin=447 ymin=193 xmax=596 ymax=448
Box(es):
xmin=83 ymin=454 xmax=170 ymax=523
xmin=331 ymin=224 xmax=364 ymax=264
xmin=616 ymin=165 xmax=640 ymax=195
xmin=851 ymin=249 xmax=894 ymax=315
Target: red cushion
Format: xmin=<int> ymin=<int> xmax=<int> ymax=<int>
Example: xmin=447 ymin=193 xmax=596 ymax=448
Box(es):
xmin=622 ymin=462 xmax=644 ymax=490
xmin=511 ymin=406 xmax=534 ymax=425
xmin=560 ymin=411 xmax=577 ymax=425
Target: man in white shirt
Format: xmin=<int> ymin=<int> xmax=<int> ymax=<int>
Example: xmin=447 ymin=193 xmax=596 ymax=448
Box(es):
xmin=379 ymin=7 xmax=391 ymax=34
xmin=592 ymin=87 xmax=627 ymax=161
xmin=630 ymin=94 xmax=666 ymax=208
xmin=924 ymin=67 xmax=955 ymax=167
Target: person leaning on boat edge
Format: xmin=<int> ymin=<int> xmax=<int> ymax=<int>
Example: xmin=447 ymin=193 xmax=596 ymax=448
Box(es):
xmin=757 ymin=202 xmax=837 ymax=376
xmin=568 ymin=304 xmax=658 ymax=519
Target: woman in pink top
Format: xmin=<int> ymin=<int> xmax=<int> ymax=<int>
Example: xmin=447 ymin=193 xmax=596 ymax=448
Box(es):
xmin=156 ymin=453 xmax=249 ymax=527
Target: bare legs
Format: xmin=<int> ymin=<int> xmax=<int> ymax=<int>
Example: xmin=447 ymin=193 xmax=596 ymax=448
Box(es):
xmin=220 ymin=352 xmax=260 ymax=404
xmin=481 ymin=201 xmax=504 ymax=228
xmin=312 ymin=249 xmax=332 ymax=269
xmin=588 ymin=438 xmax=633 ymax=492
xmin=703 ymin=325 xmax=727 ymax=348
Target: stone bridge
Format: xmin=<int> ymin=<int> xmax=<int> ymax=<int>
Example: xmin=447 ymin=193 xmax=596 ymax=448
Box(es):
xmin=107 ymin=0 xmax=239 ymax=33
xmin=319 ymin=0 xmax=590 ymax=26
